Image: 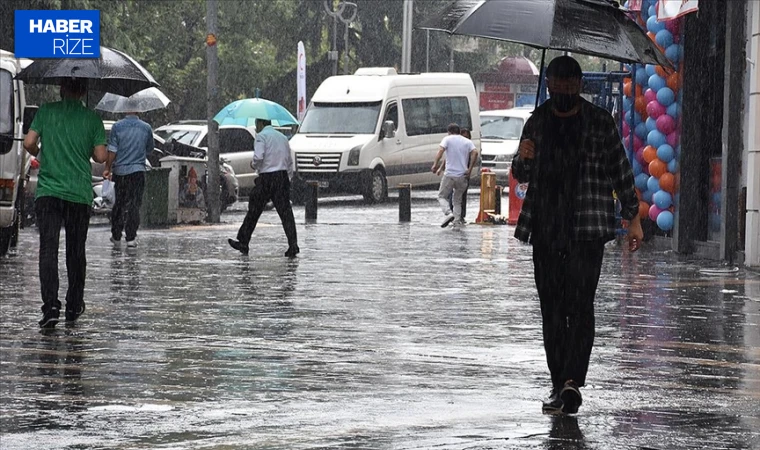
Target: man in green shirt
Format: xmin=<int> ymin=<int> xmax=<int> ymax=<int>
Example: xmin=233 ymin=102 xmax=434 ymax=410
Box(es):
xmin=23 ymin=78 xmax=108 ymax=329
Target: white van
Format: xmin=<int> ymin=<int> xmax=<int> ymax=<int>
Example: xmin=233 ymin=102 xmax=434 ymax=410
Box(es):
xmin=479 ymin=106 xmax=533 ymax=183
xmin=0 ymin=50 xmax=31 ymax=256
xmin=289 ymin=68 xmax=481 ymax=203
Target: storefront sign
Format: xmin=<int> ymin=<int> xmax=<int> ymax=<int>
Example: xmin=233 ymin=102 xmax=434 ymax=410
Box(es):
xmin=483 ymin=83 xmax=510 ymax=93
xmin=480 ymin=92 xmax=514 ymax=111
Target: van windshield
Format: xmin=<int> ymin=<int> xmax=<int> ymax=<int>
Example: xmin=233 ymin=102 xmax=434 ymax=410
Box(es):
xmin=300 ymin=102 xmax=381 ymax=134
xmin=0 ymin=70 xmax=12 ymax=134
xmin=480 ymin=116 xmax=524 ymax=140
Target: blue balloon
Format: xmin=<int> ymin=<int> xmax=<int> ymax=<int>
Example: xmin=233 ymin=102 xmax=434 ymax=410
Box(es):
xmin=626 ymin=110 xmax=643 ymax=126
xmin=657 ymin=144 xmax=675 ymax=163
xmin=646 ymin=117 xmax=658 ymax=132
xmin=655 ymin=29 xmax=674 ymax=48
xmin=668 ymin=158 xmax=678 ymax=173
xmin=648 ymin=5 xmax=656 ymax=17
xmin=657 ymin=210 xmax=674 ymax=231
xmin=647 ymin=175 xmax=660 ymax=193
xmin=623 ymin=97 xmax=632 ymax=111
xmin=647 ymin=16 xmax=666 ymax=34
xmin=636 ymin=69 xmax=649 ymax=87
xmin=645 ymin=65 xmax=656 ymax=77
xmin=648 ymin=129 xmax=667 ymax=148
xmin=648 ymin=74 xmax=666 ymax=92
xmin=665 ymin=44 xmax=682 ymax=63
xmin=642 ymin=189 xmax=654 ymax=203
xmin=653 ymin=190 xmax=673 ymax=209
xmin=667 ymin=102 xmax=680 ymax=119
xmin=635 ymin=173 xmax=649 ymax=191
xmin=657 ymin=87 xmax=676 ymax=107
xmin=633 ymin=158 xmax=643 ymax=176
xmin=712 ymin=192 xmax=722 ymax=207
xmin=635 ymin=123 xmax=649 ymax=139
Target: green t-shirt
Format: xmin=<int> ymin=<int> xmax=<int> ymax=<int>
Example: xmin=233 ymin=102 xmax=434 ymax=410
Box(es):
xmin=30 ymin=99 xmax=106 ymax=205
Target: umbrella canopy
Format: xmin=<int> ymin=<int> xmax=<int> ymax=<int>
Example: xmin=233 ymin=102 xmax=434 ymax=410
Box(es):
xmin=418 ymin=0 xmax=672 ymax=68
xmin=95 ymin=87 xmax=170 ymax=113
xmin=15 ymin=46 xmax=159 ymax=97
xmin=214 ymin=98 xmax=298 ymax=128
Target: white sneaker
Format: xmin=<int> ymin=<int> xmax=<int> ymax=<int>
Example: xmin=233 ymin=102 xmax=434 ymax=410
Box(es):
xmin=441 ymin=213 xmax=455 ymax=228
xmin=110 ymin=237 xmax=121 ymax=245
xmin=126 ymin=239 xmax=138 ymax=248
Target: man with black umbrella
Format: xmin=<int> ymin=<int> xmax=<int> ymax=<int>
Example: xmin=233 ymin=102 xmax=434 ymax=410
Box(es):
xmin=511 ymin=56 xmax=643 ymax=414
xmin=23 ymin=78 xmax=108 ymax=329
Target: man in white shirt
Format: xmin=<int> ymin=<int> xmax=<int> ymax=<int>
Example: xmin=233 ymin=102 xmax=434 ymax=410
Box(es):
xmin=431 ymin=123 xmax=477 ymax=228
xmin=229 ymin=119 xmax=299 ymax=257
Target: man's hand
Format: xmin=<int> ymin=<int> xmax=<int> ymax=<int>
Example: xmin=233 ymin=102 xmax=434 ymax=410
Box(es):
xmin=431 ymin=164 xmax=438 ymax=174
xmin=626 ymin=215 xmax=644 ymax=252
xmin=518 ymin=139 xmax=535 ymax=160
xmin=102 ymin=169 xmax=111 ymax=180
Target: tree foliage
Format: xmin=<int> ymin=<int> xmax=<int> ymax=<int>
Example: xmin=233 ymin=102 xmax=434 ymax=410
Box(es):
xmin=0 ymin=0 xmax=616 ymax=126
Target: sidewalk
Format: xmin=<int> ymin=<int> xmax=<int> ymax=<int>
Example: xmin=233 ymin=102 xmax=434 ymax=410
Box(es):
xmin=1 ymin=194 xmax=758 ymax=449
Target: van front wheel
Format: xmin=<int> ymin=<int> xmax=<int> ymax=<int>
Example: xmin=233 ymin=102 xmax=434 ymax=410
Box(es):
xmin=363 ymin=168 xmax=387 ymax=204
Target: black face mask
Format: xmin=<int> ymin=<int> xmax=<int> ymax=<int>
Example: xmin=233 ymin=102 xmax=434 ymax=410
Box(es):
xmin=549 ymin=92 xmax=579 ymax=113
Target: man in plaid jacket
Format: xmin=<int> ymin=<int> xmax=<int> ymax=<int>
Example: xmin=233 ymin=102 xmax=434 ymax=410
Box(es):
xmin=511 ymin=56 xmax=643 ymax=415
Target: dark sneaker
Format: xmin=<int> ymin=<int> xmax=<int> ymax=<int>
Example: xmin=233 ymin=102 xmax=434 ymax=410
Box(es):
xmin=228 ymin=239 xmax=249 ymax=255
xmin=560 ymin=380 xmax=582 ymax=414
xmin=65 ymin=301 xmax=86 ymax=322
xmin=542 ymin=388 xmax=564 ymax=414
xmin=110 ymin=236 xmax=121 ymax=245
xmin=441 ymin=213 xmax=455 ymax=228
xmin=285 ymin=245 xmax=300 ymax=258
xmin=39 ymin=308 xmax=60 ymax=329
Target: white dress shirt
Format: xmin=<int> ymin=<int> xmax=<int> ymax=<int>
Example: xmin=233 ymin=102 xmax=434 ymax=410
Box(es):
xmin=253 ymin=126 xmax=294 ymax=178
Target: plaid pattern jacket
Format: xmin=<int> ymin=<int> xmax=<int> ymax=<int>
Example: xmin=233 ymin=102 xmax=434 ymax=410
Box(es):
xmin=511 ymin=99 xmax=639 ymax=243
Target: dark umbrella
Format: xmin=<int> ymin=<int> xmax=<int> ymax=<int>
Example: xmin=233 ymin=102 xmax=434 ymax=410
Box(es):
xmin=15 ymin=46 xmax=159 ymax=97
xmin=418 ymin=0 xmax=672 ymax=68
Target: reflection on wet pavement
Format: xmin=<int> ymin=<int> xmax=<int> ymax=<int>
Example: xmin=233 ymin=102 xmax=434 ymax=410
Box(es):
xmin=1 ymin=193 xmax=759 ymax=449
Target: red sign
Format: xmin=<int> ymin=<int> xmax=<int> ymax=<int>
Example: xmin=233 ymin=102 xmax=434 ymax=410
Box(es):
xmin=483 ymin=83 xmax=510 ymax=93
xmin=480 ymin=92 xmax=514 ymax=111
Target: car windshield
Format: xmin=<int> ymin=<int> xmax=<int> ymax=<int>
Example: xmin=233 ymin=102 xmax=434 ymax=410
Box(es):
xmin=155 ymin=128 xmax=201 ymax=145
xmin=299 ymin=102 xmax=382 ymax=134
xmin=480 ymin=116 xmax=524 ymax=140
xmin=0 ymin=70 xmax=12 ymax=134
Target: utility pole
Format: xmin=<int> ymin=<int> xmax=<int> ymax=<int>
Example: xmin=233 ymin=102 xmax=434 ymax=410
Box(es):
xmin=425 ymin=29 xmax=430 ymax=72
xmin=324 ymin=0 xmax=345 ymax=76
xmin=206 ymin=0 xmax=221 ymax=223
xmin=341 ymin=2 xmax=357 ymax=74
xmin=401 ymin=0 xmax=413 ymax=72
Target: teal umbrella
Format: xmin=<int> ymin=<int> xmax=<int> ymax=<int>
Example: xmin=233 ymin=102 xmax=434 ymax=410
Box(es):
xmin=214 ymin=98 xmax=299 ymax=128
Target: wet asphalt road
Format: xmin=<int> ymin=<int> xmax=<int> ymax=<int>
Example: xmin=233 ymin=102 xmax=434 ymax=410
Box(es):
xmin=1 ymin=191 xmax=759 ymax=449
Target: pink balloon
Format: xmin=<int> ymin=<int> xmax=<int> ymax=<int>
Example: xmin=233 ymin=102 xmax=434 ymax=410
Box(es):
xmin=642 ymin=162 xmax=650 ymax=175
xmin=644 ymin=88 xmax=657 ymax=104
xmin=623 ymin=121 xmax=631 ymax=137
xmin=646 ymin=100 xmax=667 ymax=119
xmin=635 ymin=147 xmax=645 ymax=165
xmin=666 ymin=131 xmax=680 ymax=147
xmin=656 ymin=115 xmax=676 ymax=135
xmin=649 ymin=204 xmax=664 ymax=221
xmin=633 ymin=135 xmax=644 ymax=151
xmin=665 ymin=18 xmax=681 ymax=35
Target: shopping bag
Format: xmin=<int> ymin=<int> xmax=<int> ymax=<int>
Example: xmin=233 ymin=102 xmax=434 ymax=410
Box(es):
xmin=102 ymin=179 xmax=116 ymax=206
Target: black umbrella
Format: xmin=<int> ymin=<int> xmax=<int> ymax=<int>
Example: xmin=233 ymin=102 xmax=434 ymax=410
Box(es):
xmin=15 ymin=46 xmax=159 ymax=97
xmin=418 ymin=0 xmax=672 ymax=68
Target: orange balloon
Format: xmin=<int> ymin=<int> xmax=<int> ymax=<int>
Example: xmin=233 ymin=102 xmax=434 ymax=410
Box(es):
xmin=642 ymin=145 xmax=658 ymax=164
xmin=639 ymin=201 xmax=650 ymax=219
xmin=667 ymin=72 xmax=681 ymax=92
xmin=655 ymin=66 xmax=668 ymax=78
xmin=635 ymin=96 xmax=648 ymax=116
xmin=624 ymin=81 xmax=633 ymax=97
xmin=647 ymin=32 xmax=656 ymax=42
xmin=649 ymin=159 xmax=668 ymax=178
xmin=659 ymin=172 xmax=676 ymax=193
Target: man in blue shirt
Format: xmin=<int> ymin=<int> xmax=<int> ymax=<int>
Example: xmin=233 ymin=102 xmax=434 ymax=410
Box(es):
xmin=103 ymin=114 xmax=153 ymax=247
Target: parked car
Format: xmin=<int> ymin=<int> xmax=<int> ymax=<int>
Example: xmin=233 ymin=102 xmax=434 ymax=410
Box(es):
xmin=154 ymin=121 xmax=258 ymax=196
xmin=479 ymin=106 xmax=533 ymax=183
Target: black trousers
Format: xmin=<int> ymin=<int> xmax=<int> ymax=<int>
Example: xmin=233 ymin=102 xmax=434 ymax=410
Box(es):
xmin=111 ymin=172 xmax=145 ymax=241
xmin=532 ymin=239 xmax=605 ymax=390
xmin=35 ymin=197 xmax=91 ymax=315
xmin=236 ymin=171 xmax=297 ymax=247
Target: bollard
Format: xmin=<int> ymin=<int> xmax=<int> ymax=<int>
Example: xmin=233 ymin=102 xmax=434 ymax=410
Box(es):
xmin=476 ymin=171 xmax=496 ymax=223
xmin=398 ymin=183 xmax=412 ymax=222
xmin=305 ymin=181 xmax=318 ymax=223
xmin=494 ymin=185 xmax=503 ymax=216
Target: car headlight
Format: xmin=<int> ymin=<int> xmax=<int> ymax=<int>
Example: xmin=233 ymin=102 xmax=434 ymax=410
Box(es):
xmin=348 ymin=146 xmax=361 ymax=166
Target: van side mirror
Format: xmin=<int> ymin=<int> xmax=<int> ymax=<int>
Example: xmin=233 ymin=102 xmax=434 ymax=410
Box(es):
xmin=381 ymin=120 xmax=395 ymax=140
xmin=23 ymin=106 xmax=39 ymax=135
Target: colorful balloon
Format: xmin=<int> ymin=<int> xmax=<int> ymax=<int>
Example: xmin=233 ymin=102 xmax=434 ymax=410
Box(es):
xmin=639 ymin=201 xmax=650 ymax=219
xmin=656 ymin=144 xmax=675 ymax=163
xmin=635 ymin=95 xmax=648 ymax=116
xmin=644 ymin=88 xmax=657 ymax=104
xmin=666 ymin=72 xmax=681 ymax=92
xmin=649 ymin=159 xmax=668 ymax=178
xmin=649 ymin=204 xmax=664 ymax=221
xmin=648 ymin=74 xmax=666 ymax=92
xmin=646 ymin=100 xmax=666 ymax=119
xmin=665 ymin=44 xmax=682 ymax=63
xmin=656 ymin=114 xmax=676 ymax=135
xmin=647 ymin=175 xmax=660 ymax=193
xmin=635 ymin=122 xmax=649 ymax=140
xmin=647 ymin=16 xmax=666 ymax=34
xmin=653 ymin=190 xmax=673 ymax=209
xmin=666 ymin=102 xmax=680 ymax=119
xmin=656 ymin=87 xmax=676 ymax=107
xmin=657 ymin=210 xmax=674 ymax=231
xmin=655 ymin=29 xmax=674 ymax=48
xmin=659 ymin=172 xmax=676 ymax=193
xmin=636 ymin=69 xmax=650 ymax=87
xmin=635 ymin=173 xmax=649 ymax=192
xmin=645 ymin=64 xmax=656 ymax=77
xmin=666 ymin=131 xmax=680 ymax=147
xmin=668 ymin=158 xmax=678 ymax=173
xmin=646 ymin=117 xmax=658 ymax=132
xmin=648 ymin=129 xmax=667 ymax=148
xmin=642 ymin=145 xmax=658 ymax=164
